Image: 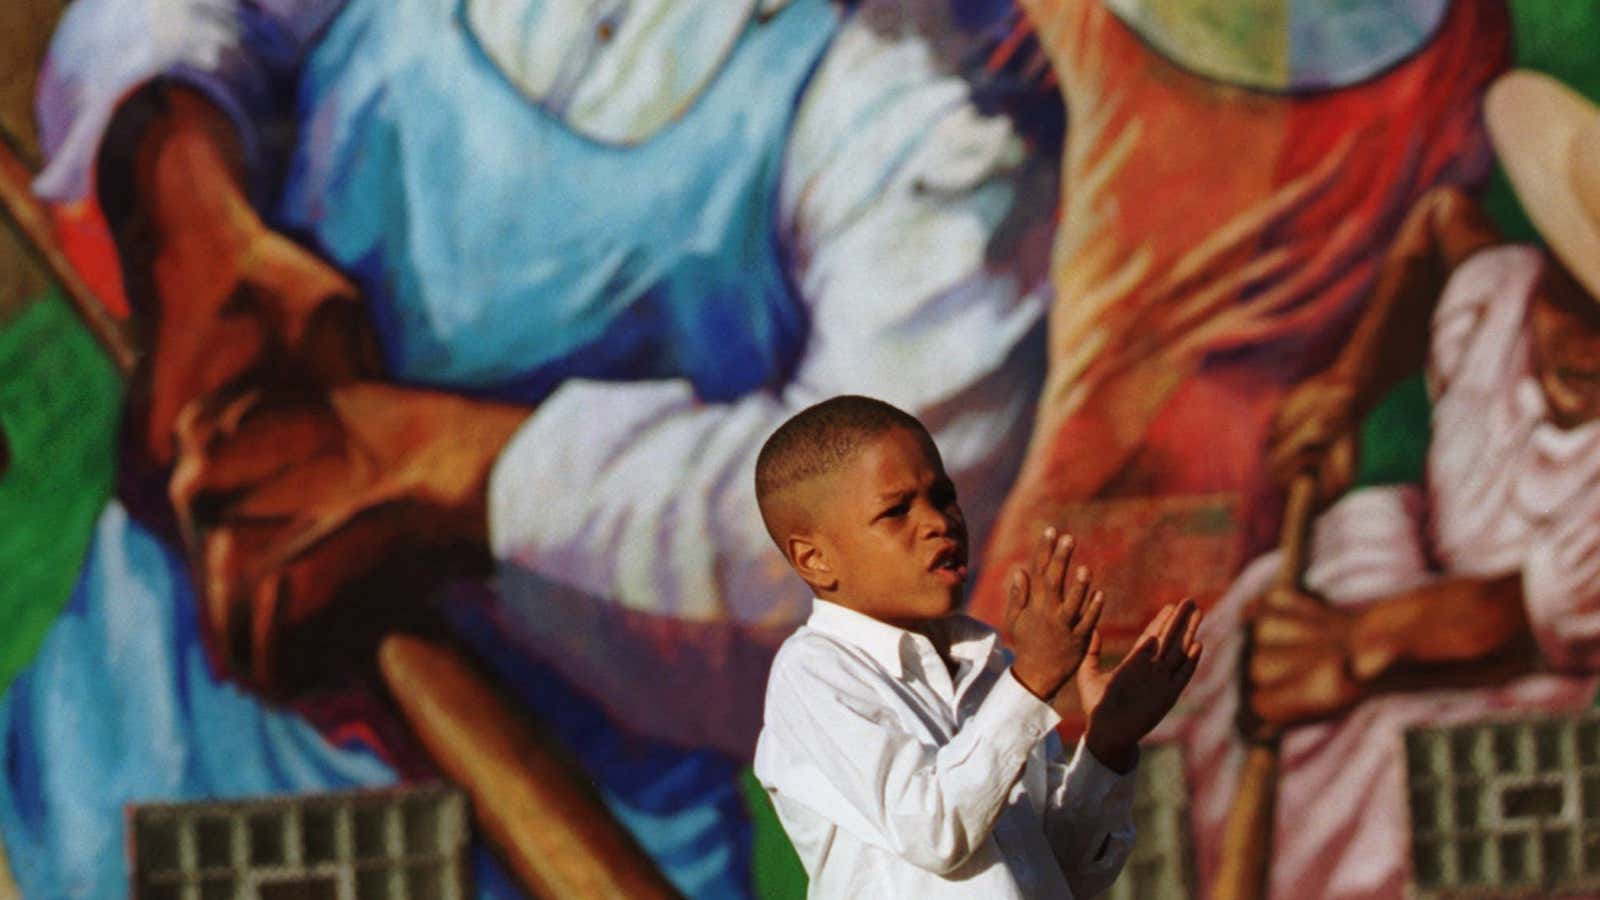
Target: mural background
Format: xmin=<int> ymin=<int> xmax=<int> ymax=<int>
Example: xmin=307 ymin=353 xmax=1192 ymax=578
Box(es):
xmin=0 ymin=0 xmax=1597 ymax=897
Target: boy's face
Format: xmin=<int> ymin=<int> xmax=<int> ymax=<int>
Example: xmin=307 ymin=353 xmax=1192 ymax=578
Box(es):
xmin=806 ymin=426 xmax=969 ymax=625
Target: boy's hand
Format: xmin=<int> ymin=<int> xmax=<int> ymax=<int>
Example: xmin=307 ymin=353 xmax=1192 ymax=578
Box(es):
xmin=1080 ymin=599 xmax=1202 ymax=773
xmin=1005 ymin=528 xmax=1105 ymax=701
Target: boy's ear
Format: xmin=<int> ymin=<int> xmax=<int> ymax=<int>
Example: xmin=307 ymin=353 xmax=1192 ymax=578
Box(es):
xmin=787 ymin=535 xmax=837 ymax=592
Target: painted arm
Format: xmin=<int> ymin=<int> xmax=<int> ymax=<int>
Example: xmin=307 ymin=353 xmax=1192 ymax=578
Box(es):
xmin=38 ymin=0 xmax=362 ymax=477
xmin=483 ymin=14 xmax=1056 ymax=751
xmin=36 ymin=0 xmax=347 ymax=204
xmin=1266 ymin=185 xmax=1501 ymax=494
xmin=1247 ymin=575 xmax=1537 ymax=728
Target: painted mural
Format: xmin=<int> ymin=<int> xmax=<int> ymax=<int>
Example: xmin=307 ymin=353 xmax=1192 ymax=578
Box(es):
xmin=0 ymin=0 xmax=1597 ymax=897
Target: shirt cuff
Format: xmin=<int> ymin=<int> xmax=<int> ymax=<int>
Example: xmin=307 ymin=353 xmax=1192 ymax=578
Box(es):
xmin=966 ymin=667 xmax=1062 ymax=762
xmin=1064 ymin=735 xmax=1139 ymax=815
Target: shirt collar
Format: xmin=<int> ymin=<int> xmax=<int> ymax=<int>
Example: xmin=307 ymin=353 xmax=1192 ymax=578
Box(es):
xmin=807 ymin=598 xmax=999 ymax=679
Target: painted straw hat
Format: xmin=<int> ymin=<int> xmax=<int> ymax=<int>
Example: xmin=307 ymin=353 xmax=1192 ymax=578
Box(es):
xmin=1485 ymin=70 xmax=1600 ymax=301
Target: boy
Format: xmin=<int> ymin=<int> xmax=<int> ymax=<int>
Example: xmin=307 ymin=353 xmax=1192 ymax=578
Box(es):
xmin=752 ymin=395 xmax=1202 ymax=897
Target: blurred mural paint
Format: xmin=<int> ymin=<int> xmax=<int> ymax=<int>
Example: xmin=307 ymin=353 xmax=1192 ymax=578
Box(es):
xmin=0 ymin=0 xmax=1597 ymax=897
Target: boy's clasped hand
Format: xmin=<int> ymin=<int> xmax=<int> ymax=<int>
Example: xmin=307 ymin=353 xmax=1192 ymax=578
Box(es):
xmin=1006 ymin=526 xmax=1203 ymax=773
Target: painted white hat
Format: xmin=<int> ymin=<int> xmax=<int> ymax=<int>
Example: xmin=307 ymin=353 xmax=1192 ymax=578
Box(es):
xmin=1102 ymin=0 xmax=1448 ymax=92
xmin=1486 ymin=70 xmax=1600 ymax=301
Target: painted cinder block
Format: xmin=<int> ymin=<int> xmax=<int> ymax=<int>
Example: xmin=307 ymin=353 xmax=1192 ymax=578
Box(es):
xmin=1406 ymin=713 xmax=1600 ymax=898
xmin=127 ymin=783 xmax=470 ymax=900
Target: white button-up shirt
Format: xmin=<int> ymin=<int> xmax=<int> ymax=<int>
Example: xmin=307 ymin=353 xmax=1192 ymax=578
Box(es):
xmin=754 ymin=599 xmax=1136 ymax=898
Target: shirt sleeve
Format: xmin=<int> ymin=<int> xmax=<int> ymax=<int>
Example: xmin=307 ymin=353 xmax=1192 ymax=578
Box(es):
xmin=33 ymin=0 xmax=346 ymax=202
xmin=760 ymin=648 xmax=1062 ymax=874
xmin=487 ymin=14 xmax=1054 ymax=630
xmin=1041 ymin=733 xmax=1137 ymax=898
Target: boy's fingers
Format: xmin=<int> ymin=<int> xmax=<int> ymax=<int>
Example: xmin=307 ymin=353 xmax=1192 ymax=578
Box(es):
xmin=1061 ymin=565 xmax=1091 ymax=621
xmin=1042 ymin=533 xmax=1074 ymax=606
xmin=1182 ymin=604 xmax=1204 ymax=652
xmin=1158 ymin=599 xmax=1197 ymax=660
xmin=1142 ymin=604 xmax=1176 ymax=649
xmin=1127 ymin=632 xmax=1160 ymax=665
xmin=1174 ymin=647 xmax=1201 ymax=687
xmin=1073 ymin=589 xmax=1105 ymax=636
xmin=1033 ymin=527 xmax=1057 ymax=580
xmin=1005 ymin=569 xmax=1029 ymax=629
xmin=1155 ymin=601 xmax=1184 ymax=651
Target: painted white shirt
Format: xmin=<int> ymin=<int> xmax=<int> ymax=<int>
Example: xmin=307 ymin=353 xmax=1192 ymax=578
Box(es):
xmin=35 ymin=0 xmax=1053 ymax=754
xmin=755 ymin=599 xmax=1136 ymax=898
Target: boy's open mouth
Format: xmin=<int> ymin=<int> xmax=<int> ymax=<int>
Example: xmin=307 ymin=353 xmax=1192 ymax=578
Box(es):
xmin=928 ymin=544 xmax=968 ymax=582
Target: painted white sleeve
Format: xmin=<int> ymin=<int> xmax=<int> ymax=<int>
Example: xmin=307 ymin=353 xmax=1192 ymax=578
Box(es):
xmin=487 ymin=16 xmax=1053 ymax=633
xmin=33 ymin=0 xmax=345 ymax=202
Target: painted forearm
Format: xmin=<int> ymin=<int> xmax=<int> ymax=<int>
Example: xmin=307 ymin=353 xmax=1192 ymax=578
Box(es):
xmin=1351 ymin=574 xmax=1536 ymax=686
xmin=1332 ymin=186 xmax=1498 ymax=405
xmin=99 ymin=83 xmax=252 ymax=240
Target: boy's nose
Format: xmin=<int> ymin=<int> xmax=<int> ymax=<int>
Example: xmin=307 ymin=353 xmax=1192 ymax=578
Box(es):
xmin=919 ymin=505 xmax=961 ymax=538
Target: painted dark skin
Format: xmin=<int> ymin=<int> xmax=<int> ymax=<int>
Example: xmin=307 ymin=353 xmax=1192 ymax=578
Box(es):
xmin=1529 ymin=260 xmax=1600 ymax=429
xmin=97 ymin=84 xmax=527 ymax=692
xmin=1254 ymin=184 xmax=1596 ymax=729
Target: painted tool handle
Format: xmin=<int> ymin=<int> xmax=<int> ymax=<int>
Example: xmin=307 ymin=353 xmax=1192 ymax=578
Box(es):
xmin=1211 ymin=473 xmax=1318 ymax=900
xmin=380 ymin=634 xmax=681 ymax=899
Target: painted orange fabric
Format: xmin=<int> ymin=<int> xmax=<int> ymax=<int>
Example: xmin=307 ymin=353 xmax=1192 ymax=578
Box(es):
xmin=973 ymin=0 xmax=1510 ymax=637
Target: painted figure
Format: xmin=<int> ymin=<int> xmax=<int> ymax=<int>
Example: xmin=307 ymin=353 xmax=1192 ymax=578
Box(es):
xmin=0 ymin=0 xmax=1063 ymax=894
xmin=1150 ymin=71 xmax=1600 ymax=899
xmin=970 ymin=0 xmax=1511 ymax=652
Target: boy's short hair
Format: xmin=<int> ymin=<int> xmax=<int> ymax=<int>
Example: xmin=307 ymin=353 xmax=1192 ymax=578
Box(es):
xmin=755 ymin=395 xmax=927 ymax=542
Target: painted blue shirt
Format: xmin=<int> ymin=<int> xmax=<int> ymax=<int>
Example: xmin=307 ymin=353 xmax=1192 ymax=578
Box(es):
xmin=279 ymin=0 xmax=837 ymax=401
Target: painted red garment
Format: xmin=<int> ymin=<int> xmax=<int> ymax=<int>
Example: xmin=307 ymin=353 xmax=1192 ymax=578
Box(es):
xmin=972 ymin=0 xmax=1510 ymax=648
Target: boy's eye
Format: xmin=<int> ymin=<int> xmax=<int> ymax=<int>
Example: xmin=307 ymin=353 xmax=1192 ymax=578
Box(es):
xmin=883 ymin=502 xmax=909 ymax=518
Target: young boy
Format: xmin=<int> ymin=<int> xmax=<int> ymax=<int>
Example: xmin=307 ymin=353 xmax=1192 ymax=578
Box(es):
xmin=752 ymin=395 xmax=1202 ymax=898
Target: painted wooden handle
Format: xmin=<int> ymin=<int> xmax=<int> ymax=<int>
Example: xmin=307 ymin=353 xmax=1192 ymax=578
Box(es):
xmin=1211 ymin=474 xmax=1319 ymax=900
xmin=380 ymin=634 xmax=682 ymax=899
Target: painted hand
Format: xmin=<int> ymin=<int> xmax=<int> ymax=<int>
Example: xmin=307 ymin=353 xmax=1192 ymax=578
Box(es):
xmin=1266 ymin=374 xmax=1361 ymax=505
xmin=1005 ymin=528 xmax=1105 ymax=702
xmin=168 ymin=381 xmax=525 ymax=695
xmin=1242 ymin=586 xmax=1378 ymax=733
xmin=110 ymin=86 xmax=380 ymax=475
